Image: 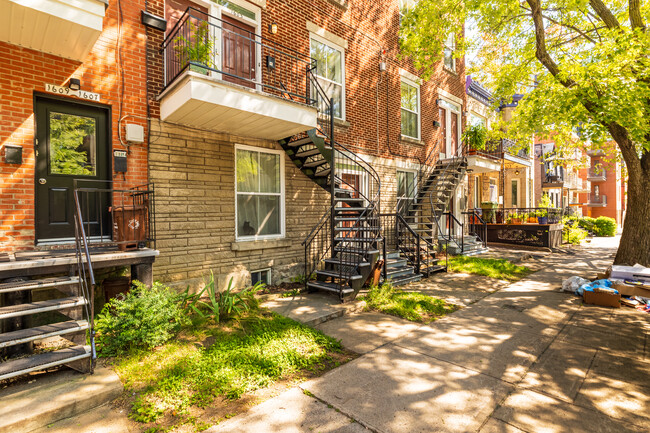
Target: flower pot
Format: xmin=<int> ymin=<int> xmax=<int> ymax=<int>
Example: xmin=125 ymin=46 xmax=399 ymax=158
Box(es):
xmin=538 ymin=216 xmax=548 ymax=224
xmin=510 ymin=218 xmax=522 ymax=225
xmin=527 ymin=217 xmax=537 ymax=223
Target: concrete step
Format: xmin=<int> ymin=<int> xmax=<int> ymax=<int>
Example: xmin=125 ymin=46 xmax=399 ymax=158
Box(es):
xmin=0 ymin=320 xmax=89 ymax=349
xmin=0 ymin=345 xmax=91 ymax=382
xmin=386 ymin=265 xmax=416 ymax=279
xmin=0 ymin=276 xmax=79 ymax=294
xmin=307 ymin=281 xmax=354 ymax=296
xmin=387 ymin=273 xmax=422 ymax=286
xmin=0 ymin=366 xmax=122 ymax=433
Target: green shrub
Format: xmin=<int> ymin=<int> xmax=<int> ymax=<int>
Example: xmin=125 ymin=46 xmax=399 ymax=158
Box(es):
xmin=593 ymin=216 xmax=617 ymax=236
xmin=562 ymin=217 xmax=588 ymax=245
xmin=95 ymin=281 xmax=187 ymax=356
xmin=577 ymin=216 xmax=596 ymax=232
xmin=179 ymin=272 xmax=261 ymax=322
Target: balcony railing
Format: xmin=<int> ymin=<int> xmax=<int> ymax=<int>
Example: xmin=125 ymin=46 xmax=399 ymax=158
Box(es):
xmin=588 ymin=194 xmax=607 ymax=206
xmin=162 ymin=7 xmax=314 ymax=105
xmin=587 ymin=167 xmax=607 ymax=181
xmin=471 ymin=139 xmax=530 ymax=161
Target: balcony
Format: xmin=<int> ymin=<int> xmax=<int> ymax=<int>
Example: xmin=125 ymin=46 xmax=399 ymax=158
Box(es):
xmin=587 ymin=194 xmax=607 ymax=207
xmin=587 ymin=167 xmax=607 ymax=182
xmin=0 ymin=0 xmax=108 ymax=61
xmin=587 ymin=149 xmax=606 ymax=156
xmin=474 ymin=139 xmax=531 ymax=167
xmin=542 ymin=173 xmax=564 ymax=188
xmin=159 ymin=8 xmax=318 ymax=141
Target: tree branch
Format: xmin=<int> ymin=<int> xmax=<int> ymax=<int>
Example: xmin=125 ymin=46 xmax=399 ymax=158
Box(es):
xmin=629 ymin=0 xmax=646 ymax=30
xmin=589 ymin=0 xmax=620 ymax=29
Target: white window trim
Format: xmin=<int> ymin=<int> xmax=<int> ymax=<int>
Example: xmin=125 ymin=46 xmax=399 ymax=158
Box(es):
xmin=511 ymin=178 xmax=520 ymax=207
xmin=400 ymin=76 xmax=421 ymax=140
xmin=397 ymin=169 xmax=418 ymax=199
xmin=234 ymin=143 xmax=286 ymax=241
xmin=310 ymin=33 xmax=346 ymax=121
xmin=444 ymin=33 xmax=457 ymax=72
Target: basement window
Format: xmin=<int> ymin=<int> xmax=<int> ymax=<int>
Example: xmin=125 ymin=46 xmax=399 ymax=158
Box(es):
xmin=251 ymin=269 xmax=271 ymax=286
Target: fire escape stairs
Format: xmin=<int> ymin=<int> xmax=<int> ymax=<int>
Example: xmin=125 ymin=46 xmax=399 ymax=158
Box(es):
xmin=278 ymin=129 xmax=380 ymax=301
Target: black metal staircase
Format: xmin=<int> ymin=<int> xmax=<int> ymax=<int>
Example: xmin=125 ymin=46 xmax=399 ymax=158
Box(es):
xmin=279 ymin=66 xmax=381 ymax=302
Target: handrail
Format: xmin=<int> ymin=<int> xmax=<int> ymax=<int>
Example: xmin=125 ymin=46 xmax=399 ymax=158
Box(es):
xmin=463 ymin=210 xmax=487 ymax=248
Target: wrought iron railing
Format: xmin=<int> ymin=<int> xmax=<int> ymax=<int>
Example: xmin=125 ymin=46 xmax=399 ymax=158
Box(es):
xmin=587 ymin=167 xmax=607 ymax=181
xmin=587 ymin=194 xmax=607 ymax=206
xmin=469 ymin=138 xmax=530 ymax=160
xmin=463 ymin=210 xmax=487 ymax=248
xmin=475 ymin=207 xmax=564 ymax=224
xmin=162 ymin=7 xmax=314 ymax=105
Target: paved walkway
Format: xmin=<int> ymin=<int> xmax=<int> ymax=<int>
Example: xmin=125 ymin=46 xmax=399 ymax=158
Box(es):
xmin=210 ymin=237 xmax=650 ymax=433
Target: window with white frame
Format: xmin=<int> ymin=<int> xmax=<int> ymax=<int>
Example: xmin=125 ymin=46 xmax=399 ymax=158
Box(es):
xmin=310 ymin=37 xmax=345 ymax=119
xmin=400 ymin=79 xmax=420 ymax=139
xmin=444 ymin=33 xmax=456 ymax=72
xmin=469 ymin=113 xmax=486 ymax=128
xmin=397 ymin=169 xmax=417 ymax=212
xmin=235 ymin=145 xmax=284 ymax=239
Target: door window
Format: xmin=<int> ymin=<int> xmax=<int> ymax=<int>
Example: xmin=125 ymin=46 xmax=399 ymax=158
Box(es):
xmin=511 ymin=179 xmax=519 ymax=207
xmin=49 ymin=112 xmax=97 ymax=176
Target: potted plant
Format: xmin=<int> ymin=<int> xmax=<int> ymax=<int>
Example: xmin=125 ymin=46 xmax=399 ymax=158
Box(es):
xmin=462 ymin=124 xmax=487 ymax=154
xmin=174 ymin=20 xmax=215 ymax=75
xmin=527 ymin=212 xmax=537 ymax=223
xmin=536 ymin=209 xmax=548 ymax=224
xmin=480 ymin=202 xmax=498 ymax=223
xmin=495 ymin=210 xmax=504 ymax=224
xmin=508 ymin=212 xmax=524 ymax=224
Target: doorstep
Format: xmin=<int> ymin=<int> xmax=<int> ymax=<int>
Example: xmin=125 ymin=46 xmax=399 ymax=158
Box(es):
xmin=261 ymin=293 xmax=365 ymax=327
xmin=0 ymin=367 xmax=122 ymax=433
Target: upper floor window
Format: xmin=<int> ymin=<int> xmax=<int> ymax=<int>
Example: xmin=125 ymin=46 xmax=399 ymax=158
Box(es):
xmin=310 ymin=37 xmax=345 ymax=119
xmin=444 ymin=33 xmax=456 ymax=72
xmin=400 ymin=78 xmax=420 ymax=139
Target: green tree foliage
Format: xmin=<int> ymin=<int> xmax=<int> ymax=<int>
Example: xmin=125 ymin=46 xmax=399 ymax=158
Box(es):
xmin=400 ymin=0 xmax=650 ymax=265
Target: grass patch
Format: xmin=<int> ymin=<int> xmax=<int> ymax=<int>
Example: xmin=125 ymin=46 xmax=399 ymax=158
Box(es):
xmin=360 ymin=284 xmax=459 ymax=322
xmin=112 ymin=309 xmax=343 ymax=425
xmin=444 ymin=256 xmax=533 ymax=281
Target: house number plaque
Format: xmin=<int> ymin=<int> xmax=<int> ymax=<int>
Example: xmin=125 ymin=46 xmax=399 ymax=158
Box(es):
xmin=45 ymin=84 xmax=101 ymax=102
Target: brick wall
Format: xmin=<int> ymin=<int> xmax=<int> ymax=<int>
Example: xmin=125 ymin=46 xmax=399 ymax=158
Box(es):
xmin=0 ymin=1 xmax=150 ymax=251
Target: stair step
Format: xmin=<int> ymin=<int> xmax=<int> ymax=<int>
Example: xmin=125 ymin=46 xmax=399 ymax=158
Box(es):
xmin=335 ymin=197 xmax=364 ymax=203
xmin=334 ymin=216 xmax=378 ymax=222
xmin=295 ymin=146 xmax=331 ymax=159
xmin=334 ymin=207 xmax=368 ymax=213
xmin=307 ymin=281 xmax=354 ymax=296
xmin=334 ymin=226 xmax=380 ymax=232
xmin=316 ymin=270 xmax=364 ymax=281
xmin=302 ymin=158 xmax=328 ymax=169
xmin=388 ymin=273 xmax=423 ymax=286
xmin=334 ymin=247 xmax=380 ymax=255
xmin=323 ymin=258 xmax=371 ymax=267
xmin=386 ymin=265 xmax=416 ymax=279
xmin=334 ymin=236 xmax=382 ymax=243
xmin=385 ymin=258 xmax=408 ymax=268
xmin=422 ymin=264 xmax=447 ymax=275
xmin=314 ymin=168 xmax=331 ymax=177
xmin=0 ymin=296 xmax=87 ymax=320
xmin=0 ymin=345 xmax=91 ymax=381
xmin=0 ymin=277 xmax=80 ymax=294
xmin=287 ymin=136 xmax=314 ymax=147
xmin=0 ymin=320 xmax=89 ymax=349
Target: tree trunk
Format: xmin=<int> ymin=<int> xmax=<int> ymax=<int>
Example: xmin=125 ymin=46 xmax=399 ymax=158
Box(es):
xmin=614 ymin=162 xmax=650 ymax=267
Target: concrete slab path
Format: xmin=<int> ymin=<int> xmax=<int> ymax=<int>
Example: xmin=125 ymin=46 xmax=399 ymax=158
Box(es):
xmin=211 ymin=237 xmax=650 ymax=433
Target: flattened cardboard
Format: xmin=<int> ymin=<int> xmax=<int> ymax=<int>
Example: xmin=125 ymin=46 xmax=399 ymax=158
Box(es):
xmin=612 ymin=280 xmax=650 ymax=298
xmin=583 ymin=290 xmax=621 ymax=308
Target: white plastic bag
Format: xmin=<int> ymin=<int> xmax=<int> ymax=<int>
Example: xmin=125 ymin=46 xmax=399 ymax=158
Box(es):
xmin=562 ymin=276 xmax=590 ymax=294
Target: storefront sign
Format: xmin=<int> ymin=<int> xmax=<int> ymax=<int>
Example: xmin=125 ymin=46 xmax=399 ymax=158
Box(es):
xmin=45 ymin=83 xmax=101 ymax=102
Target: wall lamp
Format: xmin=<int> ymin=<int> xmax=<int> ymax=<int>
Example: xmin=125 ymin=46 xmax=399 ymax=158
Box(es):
xmin=141 ymin=10 xmax=167 ymax=32
xmin=515 ymin=169 xmax=520 ymax=175
xmin=68 ymin=78 xmax=81 ymax=91
xmin=435 ymin=98 xmax=442 ymax=105
xmin=269 ymin=22 xmax=278 ymax=34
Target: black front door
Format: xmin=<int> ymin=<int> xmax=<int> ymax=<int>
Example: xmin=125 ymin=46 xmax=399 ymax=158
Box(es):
xmin=35 ymin=96 xmax=111 ymax=242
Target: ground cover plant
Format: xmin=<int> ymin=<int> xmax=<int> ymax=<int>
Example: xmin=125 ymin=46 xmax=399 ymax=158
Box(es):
xmin=361 ymin=283 xmax=459 ymax=322
xmin=445 ymin=256 xmax=533 ymax=281
xmin=96 ymin=276 xmax=347 ymax=431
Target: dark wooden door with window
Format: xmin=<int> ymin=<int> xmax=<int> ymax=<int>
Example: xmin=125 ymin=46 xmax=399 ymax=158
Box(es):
xmin=35 ymin=97 xmax=111 ymax=241
xmin=222 ymin=15 xmax=256 ymax=89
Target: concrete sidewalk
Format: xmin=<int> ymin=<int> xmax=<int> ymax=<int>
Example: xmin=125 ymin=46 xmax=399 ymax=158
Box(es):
xmin=209 ymin=238 xmax=650 ymax=433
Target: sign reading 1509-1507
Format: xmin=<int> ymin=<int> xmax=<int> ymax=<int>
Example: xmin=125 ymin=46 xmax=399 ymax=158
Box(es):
xmin=45 ymin=84 xmax=101 ymax=102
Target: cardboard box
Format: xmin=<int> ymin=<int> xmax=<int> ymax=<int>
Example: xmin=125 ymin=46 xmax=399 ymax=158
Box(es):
xmin=583 ymin=290 xmax=621 ymax=308
xmin=612 ymin=280 xmax=650 ymax=298
xmin=610 ymin=265 xmax=650 ymax=284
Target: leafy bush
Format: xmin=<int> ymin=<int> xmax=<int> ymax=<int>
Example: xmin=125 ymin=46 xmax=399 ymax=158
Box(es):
xmin=562 ymin=217 xmax=588 ymax=245
xmin=95 ymin=281 xmax=187 ymax=357
xmin=577 ymin=216 xmax=596 ymax=232
xmin=179 ymin=272 xmax=261 ymax=322
xmin=593 ymin=216 xmax=617 ymax=237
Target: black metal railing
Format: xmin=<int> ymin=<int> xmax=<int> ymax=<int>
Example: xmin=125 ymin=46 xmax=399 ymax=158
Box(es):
xmin=470 ymin=138 xmax=530 ymax=160
xmin=587 ymin=167 xmax=607 ymax=181
xmin=588 ymin=194 xmax=607 ymax=206
xmin=162 ymin=7 xmax=314 ymax=105
xmin=463 ymin=210 xmax=487 ymax=248
xmin=73 ymin=180 xmax=156 ymax=251
xmin=475 ymin=207 xmax=564 ymax=224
